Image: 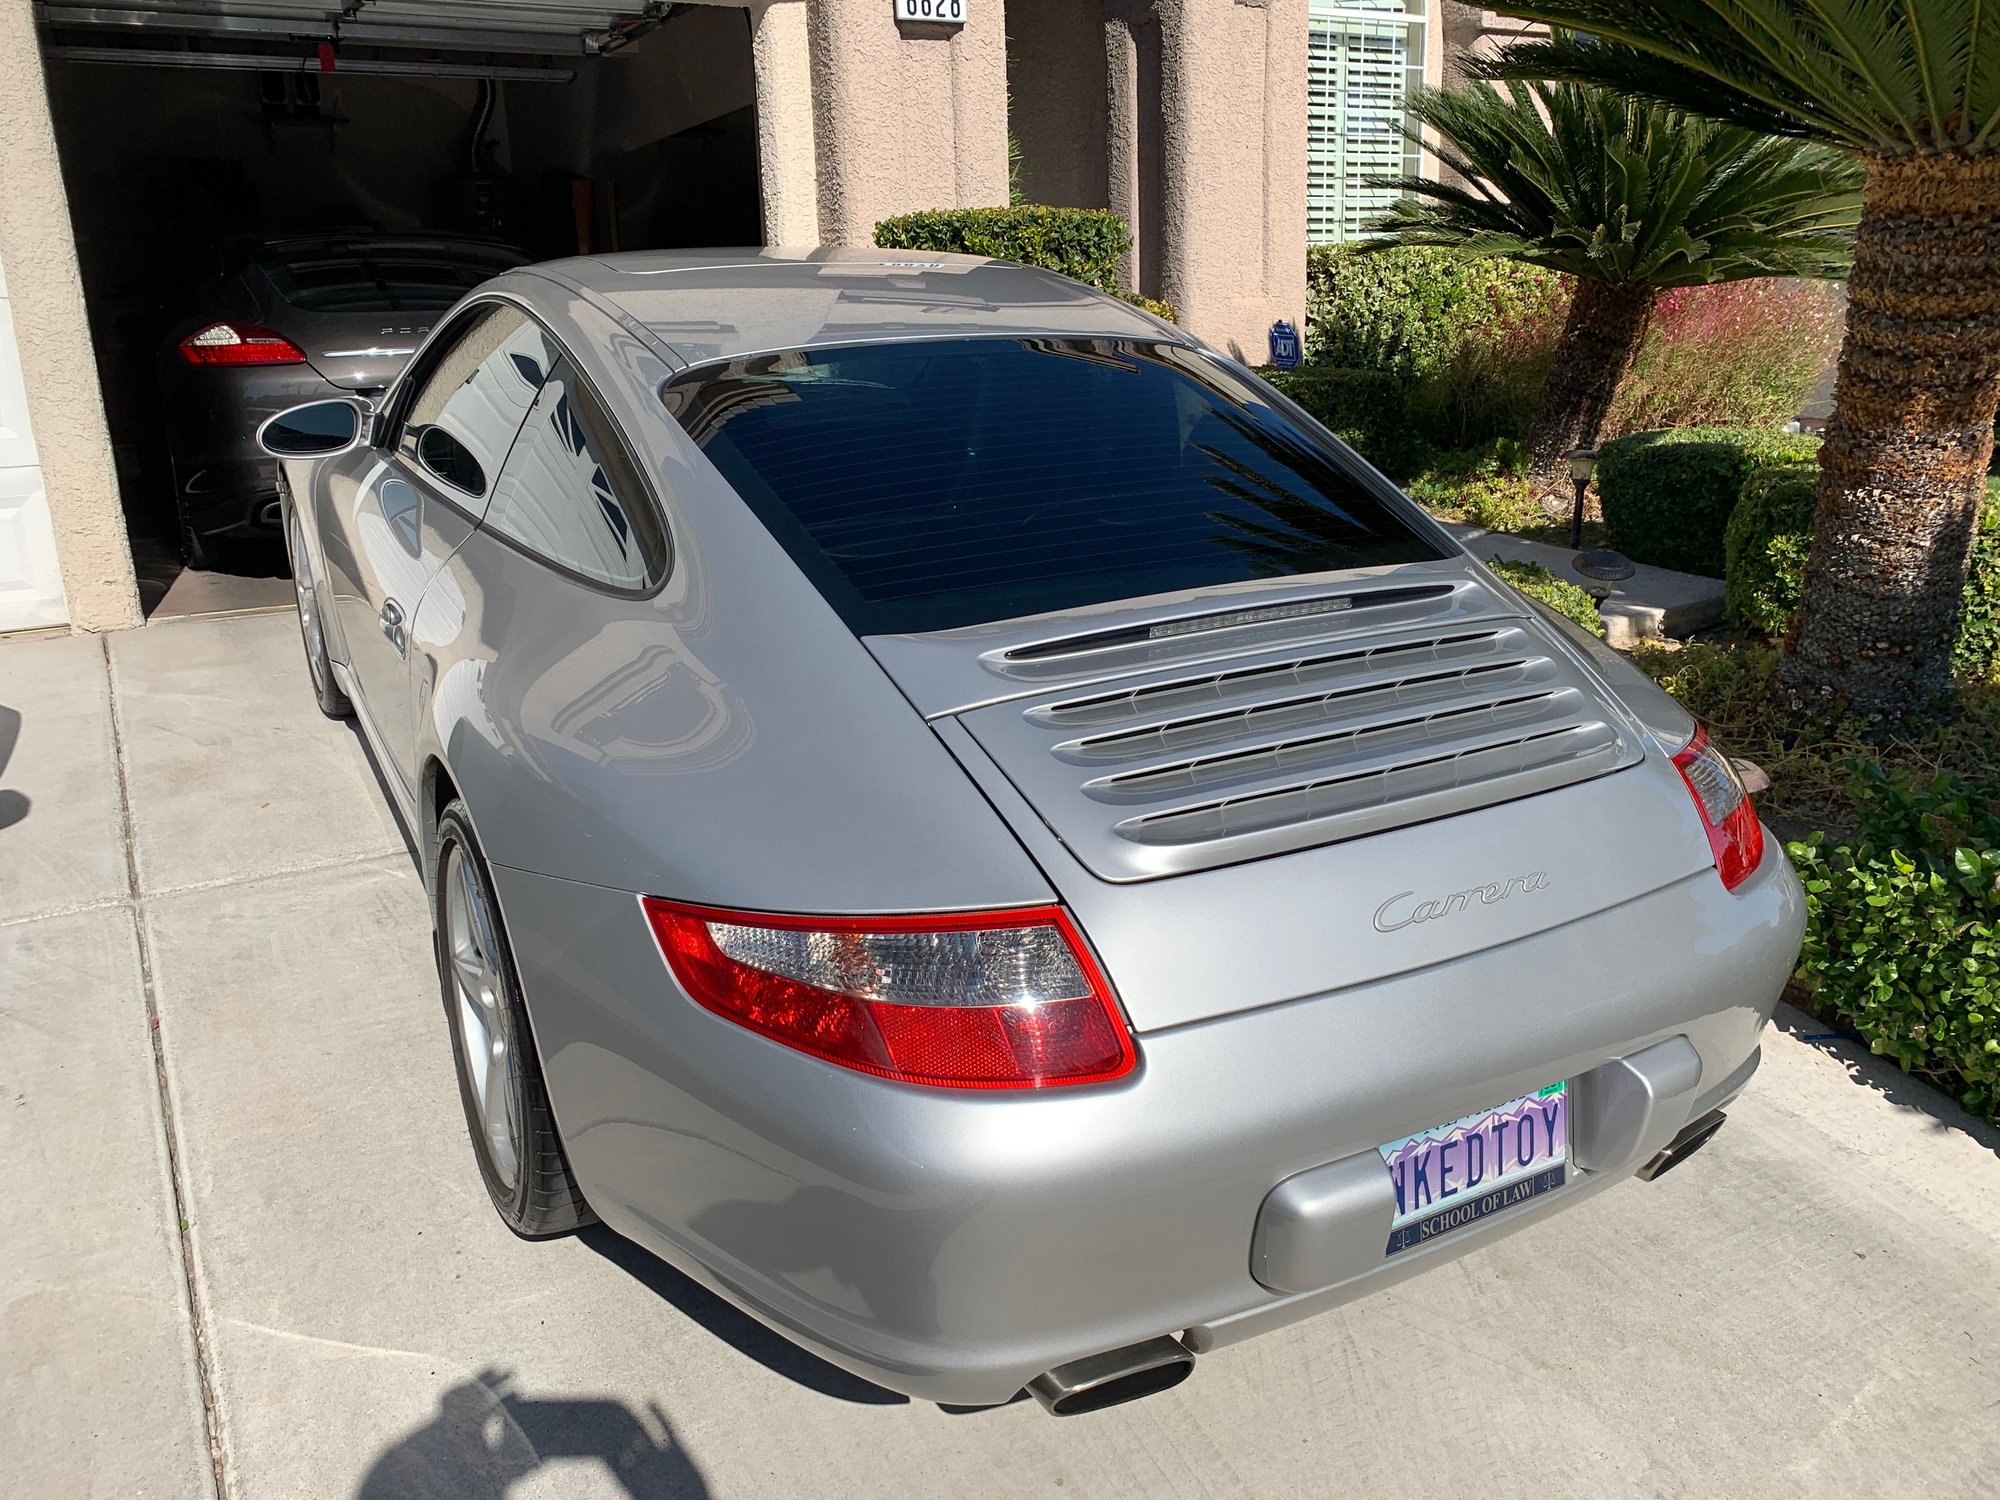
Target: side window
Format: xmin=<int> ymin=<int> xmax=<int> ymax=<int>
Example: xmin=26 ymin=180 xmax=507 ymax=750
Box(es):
xmin=397 ymin=304 xmax=558 ymax=502
xmin=483 ymin=359 xmax=669 ymax=592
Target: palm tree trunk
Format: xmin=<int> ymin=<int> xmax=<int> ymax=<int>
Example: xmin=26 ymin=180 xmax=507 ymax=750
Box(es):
xmin=1780 ymin=154 xmax=2000 ymax=718
xmin=1525 ymin=278 xmax=1655 ymax=501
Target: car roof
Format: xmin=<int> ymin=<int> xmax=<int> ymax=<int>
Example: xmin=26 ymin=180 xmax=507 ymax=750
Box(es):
xmin=525 ymin=247 xmax=1188 ymax=370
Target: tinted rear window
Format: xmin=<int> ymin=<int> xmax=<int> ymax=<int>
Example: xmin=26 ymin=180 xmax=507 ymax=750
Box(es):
xmin=663 ymin=337 xmax=1446 ymax=634
xmin=261 ymin=243 xmax=526 ymax=312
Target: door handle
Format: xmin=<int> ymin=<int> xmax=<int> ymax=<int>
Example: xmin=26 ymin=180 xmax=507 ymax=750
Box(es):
xmin=379 ymin=598 xmax=407 ymax=655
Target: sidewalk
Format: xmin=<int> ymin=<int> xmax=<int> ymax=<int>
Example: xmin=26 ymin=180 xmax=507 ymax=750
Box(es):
xmin=1444 ymin=521 xmax=1728 ymax=645
xmin=5 ymin=610 xmax=1999 ymax=1500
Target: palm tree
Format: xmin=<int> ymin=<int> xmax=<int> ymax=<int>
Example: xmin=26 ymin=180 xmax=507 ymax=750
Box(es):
xmin=1474 ymin=5 xmax=2000 ymax=717
xmin=1369 ymin=78 xmax=1861 ymax=496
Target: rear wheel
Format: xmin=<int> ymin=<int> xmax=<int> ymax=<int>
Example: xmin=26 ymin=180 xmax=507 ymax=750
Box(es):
xmin=177 ymin=504 xmax=211 ymax=571
xmin=434 ymin=801 xmax=592 ymax=1238
xmin=282 ymin=495 xmax=350 ymax=719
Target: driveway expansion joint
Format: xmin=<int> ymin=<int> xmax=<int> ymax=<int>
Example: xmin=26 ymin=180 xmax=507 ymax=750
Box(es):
xmin=106 ymin=633 xmax=229 ymax=1500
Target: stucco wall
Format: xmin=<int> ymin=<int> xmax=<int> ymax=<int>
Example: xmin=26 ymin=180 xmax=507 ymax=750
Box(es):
xmin=1105 ymin=0 xmax=1307 ymax=361
xmin=0 ymin=0 xmax=139 ymax=633
xmin=749 ymin=0 xmax=821 ymax=244
xmin=1007 ymin=0 xmax=1110 ymax=209
xmin=806 ymin=0 xmax=1011 ymax=242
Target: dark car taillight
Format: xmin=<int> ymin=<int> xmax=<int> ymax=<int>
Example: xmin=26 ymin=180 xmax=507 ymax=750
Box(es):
xmin=642 ymin=899 xmax=1137 ymax=1090
xmin=177 ymin=322 xmax=308 ymax=367
xmin=1672 ymin=725 xmax=1765 ymax=891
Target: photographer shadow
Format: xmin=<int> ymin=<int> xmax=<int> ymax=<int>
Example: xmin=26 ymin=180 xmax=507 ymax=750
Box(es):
xmin=357 ymin=1368 xmax=709 ymax=1500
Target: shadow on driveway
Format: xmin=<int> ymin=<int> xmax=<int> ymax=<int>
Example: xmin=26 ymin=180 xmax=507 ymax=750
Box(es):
xmin=357 ymin=1368 xmax=709 ymax=1499
xmin=0 ymin=704 xmax=27 ymax=831
xmin=1774 ymin=1003 xmax=2000 ymax=1160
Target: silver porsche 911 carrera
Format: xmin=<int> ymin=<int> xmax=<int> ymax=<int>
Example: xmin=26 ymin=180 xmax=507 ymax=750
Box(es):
xmin=259 ymin=248 xmax=1804 ymax=1415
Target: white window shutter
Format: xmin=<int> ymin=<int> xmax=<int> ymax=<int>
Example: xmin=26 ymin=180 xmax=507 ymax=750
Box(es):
xmin=1307 ymin=1 xmax=1427 ymax=244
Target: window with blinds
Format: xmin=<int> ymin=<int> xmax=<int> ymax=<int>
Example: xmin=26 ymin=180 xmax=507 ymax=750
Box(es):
xmin=1306 ymin=0 xmax=1427 ymax=244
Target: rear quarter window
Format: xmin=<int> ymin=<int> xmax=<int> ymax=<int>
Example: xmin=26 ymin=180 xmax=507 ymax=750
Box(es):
xmin=662 ymin=337 xmax=1445 ymax=635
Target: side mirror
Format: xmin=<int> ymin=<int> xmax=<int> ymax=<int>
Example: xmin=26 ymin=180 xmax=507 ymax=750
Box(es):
xmin=257 ymin=399 xmax=366 ymax=458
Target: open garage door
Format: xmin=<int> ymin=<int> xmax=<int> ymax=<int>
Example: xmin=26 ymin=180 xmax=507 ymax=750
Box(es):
xmin=34 ymin=0 xmax=762 ymax=585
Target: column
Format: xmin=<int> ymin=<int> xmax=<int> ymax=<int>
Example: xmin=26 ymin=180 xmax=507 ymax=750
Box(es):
xmin=0 ymin=0 xmax=140 ymax=632
xmin=749 ymin=0 xmax=821 ymax=244
xmin=1101 ymin=0 xmax=1306 ymax=360
xmin=805 ymin=0 xmax=1010 ymax=244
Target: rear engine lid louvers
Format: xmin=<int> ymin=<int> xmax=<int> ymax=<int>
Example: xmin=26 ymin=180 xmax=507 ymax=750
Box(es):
xmin=955 ymin=613 xmax=1643 ymax=881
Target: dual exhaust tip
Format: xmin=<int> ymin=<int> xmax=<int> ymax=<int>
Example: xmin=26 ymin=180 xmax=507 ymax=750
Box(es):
xmin=1027 ymin=1110 xmax=1727 ymax=1416
xmin=1636 ymin=1108 xmax=1727 ymax=1183
xmin=1028 ymin=1336 xmax=1195 ymax=1416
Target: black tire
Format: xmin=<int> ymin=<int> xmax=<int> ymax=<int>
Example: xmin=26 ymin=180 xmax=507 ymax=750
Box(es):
xmin=280 ymin=493 xmax=351 ymax=719
xmin=177 ymin=504 xmax=211 ymax=571
xmin=434 ymin=800 xmax=592 ymax=1238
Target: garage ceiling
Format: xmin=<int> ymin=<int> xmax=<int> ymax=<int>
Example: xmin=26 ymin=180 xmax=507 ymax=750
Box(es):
xmin=38 ymin=1 xmax=670 ymax=54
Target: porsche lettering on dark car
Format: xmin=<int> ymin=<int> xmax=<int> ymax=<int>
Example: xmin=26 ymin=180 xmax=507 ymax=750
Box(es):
xmin=259 ymin=249 xmax=1804 ymax=1416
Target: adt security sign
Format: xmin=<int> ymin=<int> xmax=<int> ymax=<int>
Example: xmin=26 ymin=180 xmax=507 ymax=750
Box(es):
xmin=895 ymin=0 xmax=966 ymax=21
xmin=1269 ymin=320 xmax=1302 ymax=370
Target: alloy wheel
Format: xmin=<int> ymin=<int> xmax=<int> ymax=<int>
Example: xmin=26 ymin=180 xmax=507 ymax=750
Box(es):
xmin=443 ymin=841 xmax=522 ymax=1191
xmin=288 ymin=509 xmax=328 ymax=695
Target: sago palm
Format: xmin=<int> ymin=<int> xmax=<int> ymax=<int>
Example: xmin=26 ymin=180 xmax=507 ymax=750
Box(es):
xmin=1369 ymin=78 xmax=1861 ymax=492
xmin=1480 ymin=2 xmax=2000 ymax=715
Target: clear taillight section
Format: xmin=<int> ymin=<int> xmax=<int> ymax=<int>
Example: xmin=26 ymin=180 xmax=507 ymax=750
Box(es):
xmin=642 ymin=900 xmax=1137 ymax=1090
xmin=177 ymin=322 xmax=308 ymax=367
xmin=1671 ymin=725 xmax=1765 ymax=890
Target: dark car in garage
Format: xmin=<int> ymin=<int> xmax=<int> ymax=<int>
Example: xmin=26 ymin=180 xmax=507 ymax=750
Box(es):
xmin=158 ymin=231 xmax=528 ymax=566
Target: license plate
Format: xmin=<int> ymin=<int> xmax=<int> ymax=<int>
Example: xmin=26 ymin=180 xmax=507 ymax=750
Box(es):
xmin=1379 ymin=1081 xmax=1568 ymax=1257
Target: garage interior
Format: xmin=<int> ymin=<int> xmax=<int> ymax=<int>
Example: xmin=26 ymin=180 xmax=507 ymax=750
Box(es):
xmin=34 ymin=0 xmax=764 ymax=600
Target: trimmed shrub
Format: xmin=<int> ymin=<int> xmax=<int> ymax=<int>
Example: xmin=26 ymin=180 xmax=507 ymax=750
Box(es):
xmin=1723 ymin=462 xmax=1819 ymax=634
xmin=1264 ymin=366 xmax=1425 ymax=482
xmin=1304 ymin=245 xmax=1566 ymax=378
xmin=1119 ymin=289 xmax=1181 ymax=325
xmin=874 ymin=206 xmax=1130 ymax=292
xmin=1958 ymin=500 xmax=2000 ymax=680
xmin=1607 ymin=279 xmax=1845 ymax=435
xmin=1790 ymin=768 xmax=2000 ymax=1123
xmin=1487 ymin=558 xmax=1606 ymax=638
xmin=1724 ymin=472 xmax=2000 ymax=676
xmin=1596 ymin=426 xmax=1821 ymax=577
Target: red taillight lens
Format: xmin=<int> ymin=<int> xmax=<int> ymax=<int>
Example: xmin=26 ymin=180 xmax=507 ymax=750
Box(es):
xmin=641 ymin=899 xmax=1137 ymax=1090
xmin=177 ymin=322 xmax=308 ymax=367
xmin=1671 ymin=725 xmax=1765 ymax=891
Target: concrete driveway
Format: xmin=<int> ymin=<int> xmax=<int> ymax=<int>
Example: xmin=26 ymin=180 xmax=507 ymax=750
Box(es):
xmin=5 ymin=609 xmax=1999 ymax=1500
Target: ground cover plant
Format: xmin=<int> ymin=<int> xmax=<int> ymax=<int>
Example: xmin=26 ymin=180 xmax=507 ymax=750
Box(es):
xmin=1635 ymin=641 xmax=2000 ymax=1121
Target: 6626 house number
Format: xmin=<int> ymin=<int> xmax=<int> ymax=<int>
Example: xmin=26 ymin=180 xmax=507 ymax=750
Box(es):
xmin=895 ymin=0 xmax=966 ymax=22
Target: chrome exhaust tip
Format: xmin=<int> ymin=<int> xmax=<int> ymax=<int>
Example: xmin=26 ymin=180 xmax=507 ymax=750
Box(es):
xmin=1637 ymin=1109 xmax=1727 ymax=1182
xmin=1028 ymin=1336 xmax=1195 ymax=1416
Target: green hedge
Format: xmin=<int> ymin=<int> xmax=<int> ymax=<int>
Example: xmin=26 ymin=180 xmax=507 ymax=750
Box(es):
xmin=1305 ymin=245 xmax=1564 ymax=377
xmin=1263 ymin=366 xmax=1425 ymax=481
xmin=1725 ymin=470 xmax=2000 ymax=677
xmin=1958 ymin=500 xmax=2000 ymax=679
xmin=1487 ymin=558 xmax=1606 ymax=638
xmin=1597 ymin=426 xmax=1822 ymax=577
xmin=1723 ymin=463 xmax=1820 ymax=635
xmin=1791 ymin=769 xmax=2000 ymax=1122
xmin=874 ymin=206 xmax=1130 ymax=292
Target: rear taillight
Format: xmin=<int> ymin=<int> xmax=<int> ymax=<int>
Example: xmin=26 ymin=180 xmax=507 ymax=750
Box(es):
xmin=177 ymin=322 xmax=308 ymax=367
xmin=641 ymin=899 xmax=1137 ymax=1090
xmin=1671 ymin=725 xmax=1765 ymax=891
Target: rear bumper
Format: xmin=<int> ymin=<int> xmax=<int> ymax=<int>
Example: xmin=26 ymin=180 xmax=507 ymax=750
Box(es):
xmin=159 ymin=362 xmax=339 ymax=536
xmin=493 ymin=835 xmax=1803 ymax=1407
